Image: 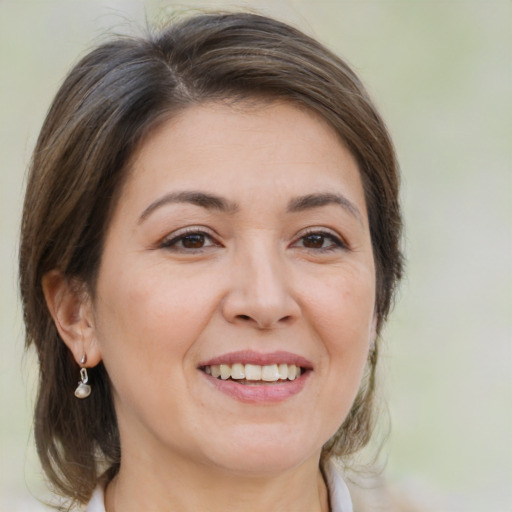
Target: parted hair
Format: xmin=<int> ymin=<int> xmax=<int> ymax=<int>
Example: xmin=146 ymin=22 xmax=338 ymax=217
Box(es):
xmin=19 ymin=11 xmax=403 ymax=508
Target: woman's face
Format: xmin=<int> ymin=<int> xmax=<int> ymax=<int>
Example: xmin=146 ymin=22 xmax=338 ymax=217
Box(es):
xmin=89 ymin=101 xmax=376 ymax=476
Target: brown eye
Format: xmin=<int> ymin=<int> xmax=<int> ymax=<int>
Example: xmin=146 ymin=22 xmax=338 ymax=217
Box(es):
xmin=161 ymin=230 xmax=218 ymax=252
xmin=302 ymin=234 xmax=325 ymax=249
xmin=293 ymin=230 xmax=345 ymax=252
xmin=181 ymin=234 xmax=206 ymax=249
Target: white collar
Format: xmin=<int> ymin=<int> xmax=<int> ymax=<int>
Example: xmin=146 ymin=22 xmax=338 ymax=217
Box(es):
xmin=86 ymin=460 xmax=352 ymax=512
xmin=324 ymin=459 xmax=353 ymax=512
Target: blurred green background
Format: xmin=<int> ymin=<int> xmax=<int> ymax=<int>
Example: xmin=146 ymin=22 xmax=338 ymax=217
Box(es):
xmin=1 ymin=1 xmax=510 ymax=510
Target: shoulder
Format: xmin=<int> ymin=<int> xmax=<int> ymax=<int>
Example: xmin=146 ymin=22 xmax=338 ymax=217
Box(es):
xmin=85 ymin=486 xmax=106 ymax=512
xmin=84 ymin=465 xmax=354 ymax=512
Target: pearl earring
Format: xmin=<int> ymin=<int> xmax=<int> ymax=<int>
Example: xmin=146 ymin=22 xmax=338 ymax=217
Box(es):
xmin=74 ymin=354 xmax=91 ymax=399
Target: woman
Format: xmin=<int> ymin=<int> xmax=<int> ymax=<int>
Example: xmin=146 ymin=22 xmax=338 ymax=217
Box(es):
xmin=19 ymin=12 xmax=403 ymax=512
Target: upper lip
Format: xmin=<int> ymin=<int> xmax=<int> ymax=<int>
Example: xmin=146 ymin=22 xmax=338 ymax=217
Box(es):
xmin=198 ymin=350 xmax=313 ymax=369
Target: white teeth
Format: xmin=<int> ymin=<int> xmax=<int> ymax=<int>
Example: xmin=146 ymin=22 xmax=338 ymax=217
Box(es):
xmin=245 ymin=364 xmax=262 ymax=381
xmin=204 ymin=363 xmax=304 ymax=382
xmin=220 ymin=364 xmax=231 ymax=380
xmin=231 ymin=363 xmax=245 ymax=380
xmin=262 ymin=364 xmax=280 ymax=382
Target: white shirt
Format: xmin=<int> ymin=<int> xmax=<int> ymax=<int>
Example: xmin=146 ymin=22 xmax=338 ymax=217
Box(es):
xmin=85 ymin=460 xmax=353 ymax=512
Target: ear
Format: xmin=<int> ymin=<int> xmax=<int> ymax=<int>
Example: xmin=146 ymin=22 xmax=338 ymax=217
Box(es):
xmin=42 ymin=270 xmax=102 ymax=367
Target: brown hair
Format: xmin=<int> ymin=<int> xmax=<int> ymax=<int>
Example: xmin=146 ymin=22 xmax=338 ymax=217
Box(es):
xmin=19 ymin=11 xmax=403 ymax=507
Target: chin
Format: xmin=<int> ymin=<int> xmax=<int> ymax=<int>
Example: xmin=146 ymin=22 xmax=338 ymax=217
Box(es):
xmin=214 ymin=451 xmax=314 ymax=478
xmin=200 ymin=425 xmax=323 ymax=477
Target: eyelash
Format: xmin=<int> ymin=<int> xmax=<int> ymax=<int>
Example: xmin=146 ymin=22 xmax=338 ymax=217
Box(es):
xmin=160 ymin=227 xmax=220 ymax=252
xmin=160 ymin=227 xmax=347 ymax=254
xmin=292 ymin=229 xmax=347 ymax=252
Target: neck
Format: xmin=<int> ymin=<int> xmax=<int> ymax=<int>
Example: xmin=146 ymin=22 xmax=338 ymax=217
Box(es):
xmin=105 ymin=449 xmax=329 ymax=512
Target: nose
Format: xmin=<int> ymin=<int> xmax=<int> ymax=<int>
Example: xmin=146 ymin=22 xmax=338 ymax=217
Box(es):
xmin=221 ymin=240 xmax=301 ymax=330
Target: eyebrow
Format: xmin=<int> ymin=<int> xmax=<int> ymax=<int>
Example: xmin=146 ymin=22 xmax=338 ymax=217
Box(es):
xmin=287 ymin=193 xmax=363 ymax=224
xmin=138 ymin=191 xmax=240 ymax=223
xmin=138 ymin=190 xmax=362 ymax=224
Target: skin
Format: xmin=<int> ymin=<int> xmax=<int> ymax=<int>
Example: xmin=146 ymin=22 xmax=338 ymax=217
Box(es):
xmin=44 ymin=100 xmax=376 ymax=512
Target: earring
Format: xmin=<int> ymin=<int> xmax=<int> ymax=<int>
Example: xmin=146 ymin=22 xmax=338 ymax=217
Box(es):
xmin=74 ymin=354 xmax=91 ymax=399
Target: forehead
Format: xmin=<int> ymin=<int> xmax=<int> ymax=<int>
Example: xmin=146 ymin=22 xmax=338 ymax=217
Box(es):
xmin=118 ymin=100 xmax=366 ymax=219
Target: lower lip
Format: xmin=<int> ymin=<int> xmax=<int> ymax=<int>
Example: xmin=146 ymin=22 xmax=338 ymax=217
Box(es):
xmin=202 ymin=372 xmax=310 ymax=404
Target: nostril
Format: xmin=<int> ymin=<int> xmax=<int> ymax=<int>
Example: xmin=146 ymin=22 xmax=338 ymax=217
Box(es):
xmin=234 ymin=313 xmax=294 ymax=328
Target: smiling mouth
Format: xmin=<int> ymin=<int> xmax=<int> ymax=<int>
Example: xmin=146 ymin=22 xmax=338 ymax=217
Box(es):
xmin=200 ymin=363 xmax=305 ymax=384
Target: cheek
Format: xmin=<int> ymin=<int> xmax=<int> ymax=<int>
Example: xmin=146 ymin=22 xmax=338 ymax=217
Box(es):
xmin=296 ymin=294 xmax=374 ymax=447
xmin=307 ymin=267 xmax=376 ymax=344
xmin=92 ymin=261 xmax=218 ymax=382
xmin=303 ymin=266 xmax=375 ymax=403
xmin=91 ymin=267 xmax=217 ymax=433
